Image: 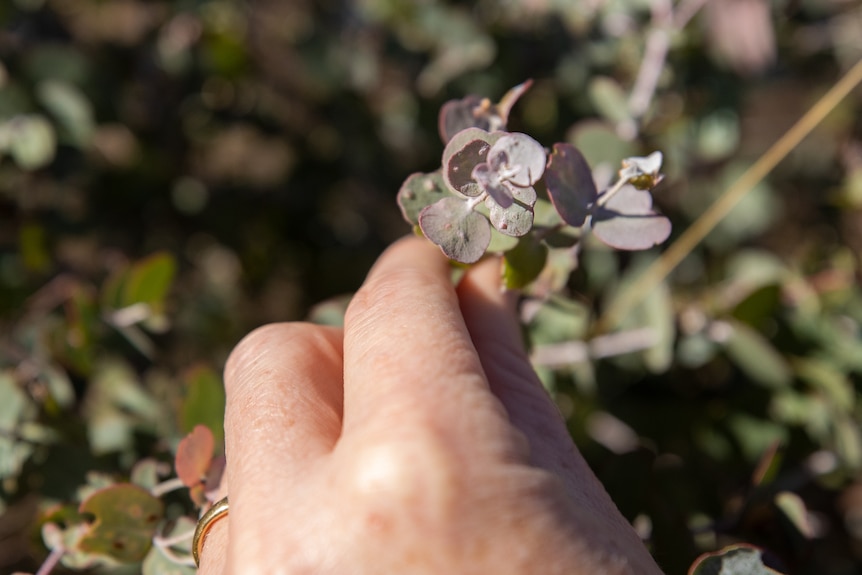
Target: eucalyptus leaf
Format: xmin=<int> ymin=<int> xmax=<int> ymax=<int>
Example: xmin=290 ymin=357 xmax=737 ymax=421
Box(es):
xmin=545 ymin=143 xmax=597 ymax=227
xmin=502 ymin=236 xmax=548 ymax=289
xmin=689 ymin=544 xmax=786 ymax=575
xmin=397 ymin=170 xmax=448 ymax=225
xmin=442 ymin=128 xmax=503 ymax=197
xmin=487 ymin=185 xmax=537 ymax=236
xmin=591 ymin=185 xmax=671 ymax=250
xmin=487 ymin=132 xmax=546 ymax=187
xmin=418 ymin=197 xmax=491 ymax=263
xmin=724 ymin=320 xmax=792 ymax=389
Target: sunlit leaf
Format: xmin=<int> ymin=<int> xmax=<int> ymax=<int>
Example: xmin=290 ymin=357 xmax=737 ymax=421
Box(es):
xmin=591 ymin=185 xmax=672 ymax=250
xmin=442 ymin=128 xmax=503 ymax=197
xmin=487 ymin=185 xmax=536 ymax=236
xmin=545 ymin=143 xmax=597 ymax=227
xmin=688 ymin=544 xmax=786 ymax=575
xmin=437 ymin=81 xmax=531 ymax=143
xmin=78 ymin=484 xmax=164 ymax=563
xmin=397 ymin=170 xmax=448 ymax=225
xmin=418 ymin=197 xmax=491 ymax=264
xmin=774 ymin=491 xmax=814 ymax=539
xmin=175 ymin=424 xmax=215 ymax=489
xmin=2 ymin=114 xmax=56 ymax=170
xmin=487 ymin=132 xmax=546 ymax=187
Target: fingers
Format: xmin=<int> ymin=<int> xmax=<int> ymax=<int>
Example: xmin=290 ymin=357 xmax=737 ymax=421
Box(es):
xmin=340 ymin=236 xmax=509 ymax=445
xmin=455 ymin=259 xmax=586 ymax=474
xmin=221 ymin=323 xmax=343 ymax=567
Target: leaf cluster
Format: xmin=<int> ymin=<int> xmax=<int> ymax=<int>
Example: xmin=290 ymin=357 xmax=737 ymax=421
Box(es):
xmin=398 ymin=83 xmax=671 ymax=287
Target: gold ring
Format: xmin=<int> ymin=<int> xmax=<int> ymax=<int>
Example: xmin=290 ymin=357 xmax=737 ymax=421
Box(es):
xmin=192 ymin=496 xmax=229 ymax=567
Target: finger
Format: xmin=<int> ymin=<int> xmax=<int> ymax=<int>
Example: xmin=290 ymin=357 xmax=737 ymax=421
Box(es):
xmin=340 ymin=236 xmax=508 ymax=442
xmin=196 ymin=482 xmax=229 ymax=575
xmin=222 ymin=323 xmax=343 ymax=566
xmin=455 ymin=259 xmax=585 ymax=474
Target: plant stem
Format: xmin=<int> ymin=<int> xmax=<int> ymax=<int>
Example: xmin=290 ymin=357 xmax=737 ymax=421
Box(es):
xmin=151 ymin=477 xmax=186 ymax=497
xmin=596 ymin=177 xmax=628 ymax=208
xmin=466 ymin=191 xmax=488 ymax=211
xmin=35 ymin=545 xmax=65 ymax=575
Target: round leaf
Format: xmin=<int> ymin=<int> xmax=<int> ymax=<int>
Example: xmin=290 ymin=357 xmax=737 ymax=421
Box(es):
xmin=442 ymin=128 xmax=503 ymax=197
xmin=418 ymin=197 xmax=491 ymax=264
xmin=78 ymin=484 xmax=164 ymax=563
xmin=487 ymin=185 xmax=536 ymax=237
xmin=397 ymin=171 xmax=449 ymax=225
xmin=591 ymin=184 xmax=671 ymax=250
xmin=487 ymin=132 xmax=546 ymax=187
xmin=545 ymin=143 xmax=597 ymax=227
xmin=175 ymin=424 xmax=215 ymax=488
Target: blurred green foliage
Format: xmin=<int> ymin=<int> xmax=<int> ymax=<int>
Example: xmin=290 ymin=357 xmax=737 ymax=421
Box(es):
xmin=1 ymin=0 xmax=862 ymax=573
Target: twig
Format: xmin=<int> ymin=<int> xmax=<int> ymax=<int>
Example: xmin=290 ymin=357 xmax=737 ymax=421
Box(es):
xmin=531 ymin=327 xmax=657 ymax=367
xmin=35 ymin=545 xmax=66 ymax=575
xmin=598 ymin=56 xmax=862 ymax=332
xmin=151 ymin=477 xmax=186 ymax=498
xmin=627 ymin=0 xmax=710 ymax=123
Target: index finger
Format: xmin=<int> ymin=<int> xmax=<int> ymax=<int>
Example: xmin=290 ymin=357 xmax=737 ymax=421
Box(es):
xmin=340 ymin=237 xmax=512 ymax=445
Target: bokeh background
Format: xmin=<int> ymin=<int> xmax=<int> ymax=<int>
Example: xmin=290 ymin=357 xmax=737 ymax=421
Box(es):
xmin=2 ymin=0 xmax=862 ymax=573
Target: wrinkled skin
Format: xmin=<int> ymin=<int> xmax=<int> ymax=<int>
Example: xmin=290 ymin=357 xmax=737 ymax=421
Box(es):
xmin=199 ymin=236 xmax=664 ymax=575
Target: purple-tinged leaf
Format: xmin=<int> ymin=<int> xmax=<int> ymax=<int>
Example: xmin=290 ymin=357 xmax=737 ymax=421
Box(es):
xmin=397 ymin=170 xmax=448 ymax=225
xmin=442 ymin=128 xmax=504 ymax=197
xmin=472 ymin=162 xmax=513 ymax=208
xmin=488 ymin=133 xmax=546 ymax=187
xmin=545 ymin=143 xmax=598 ymax=227
xmin=418 ymin=197 xmax=491 ymax=264
xmin=438 ymin=95 xmax=487 ymax=144
xmin=487 ymin=185 xmax=537 ymax=237
xmin=591 ymin=184 xmax=671 ymax=250
xmin=437 ymin=81 xmax=533 ymax=143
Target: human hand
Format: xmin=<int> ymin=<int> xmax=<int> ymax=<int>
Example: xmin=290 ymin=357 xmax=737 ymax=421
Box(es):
xmin=198 ymin=236 xmax=663 ymax=575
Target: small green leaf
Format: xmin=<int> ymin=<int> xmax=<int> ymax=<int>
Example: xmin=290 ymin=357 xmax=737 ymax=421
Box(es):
xmin=794 ymin=358 xmax=854 ymax=412
xmin=503 ymin=236 xmax=548 ymax=289
xmin=688 ymin=544 xmax=786 ymax=575
xmin=774 ymin=491 xmax=813 ymax=539
xmin=122 ymin=252 xmax=177 ymax=312
xmin=723 ymin=321 xmax=791 ymax=389
xmin=3 ymin=114 xmax=56 ymax=170
xmin=397 ymin=171 xmax=448 ymax=225
xmin=588 ymin=76 xmax=631 ymax=126
xmin=78 ymin=484 xmax=164 ymax=563
xmin=418 ymin=197 xmax=491 ymax=264
xmin=181 ymin=366 xmax=226 ymax=447
xmin=36 ymin=80 xmax=95 ymax=147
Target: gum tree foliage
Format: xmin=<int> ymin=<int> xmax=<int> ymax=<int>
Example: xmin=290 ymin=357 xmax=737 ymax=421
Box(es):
xmin=398 ymin=82 xmax=671 ymax=286
xmin=2 ymin=1 xmax=862 ymax=575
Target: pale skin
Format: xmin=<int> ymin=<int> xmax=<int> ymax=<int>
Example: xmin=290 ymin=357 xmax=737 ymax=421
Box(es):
xmin=198 ymin=236 xmax=664 ymax=575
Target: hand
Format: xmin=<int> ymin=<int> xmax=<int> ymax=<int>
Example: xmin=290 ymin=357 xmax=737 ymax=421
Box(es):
xmin=198 ymin=236 xmax=663 ymax=575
